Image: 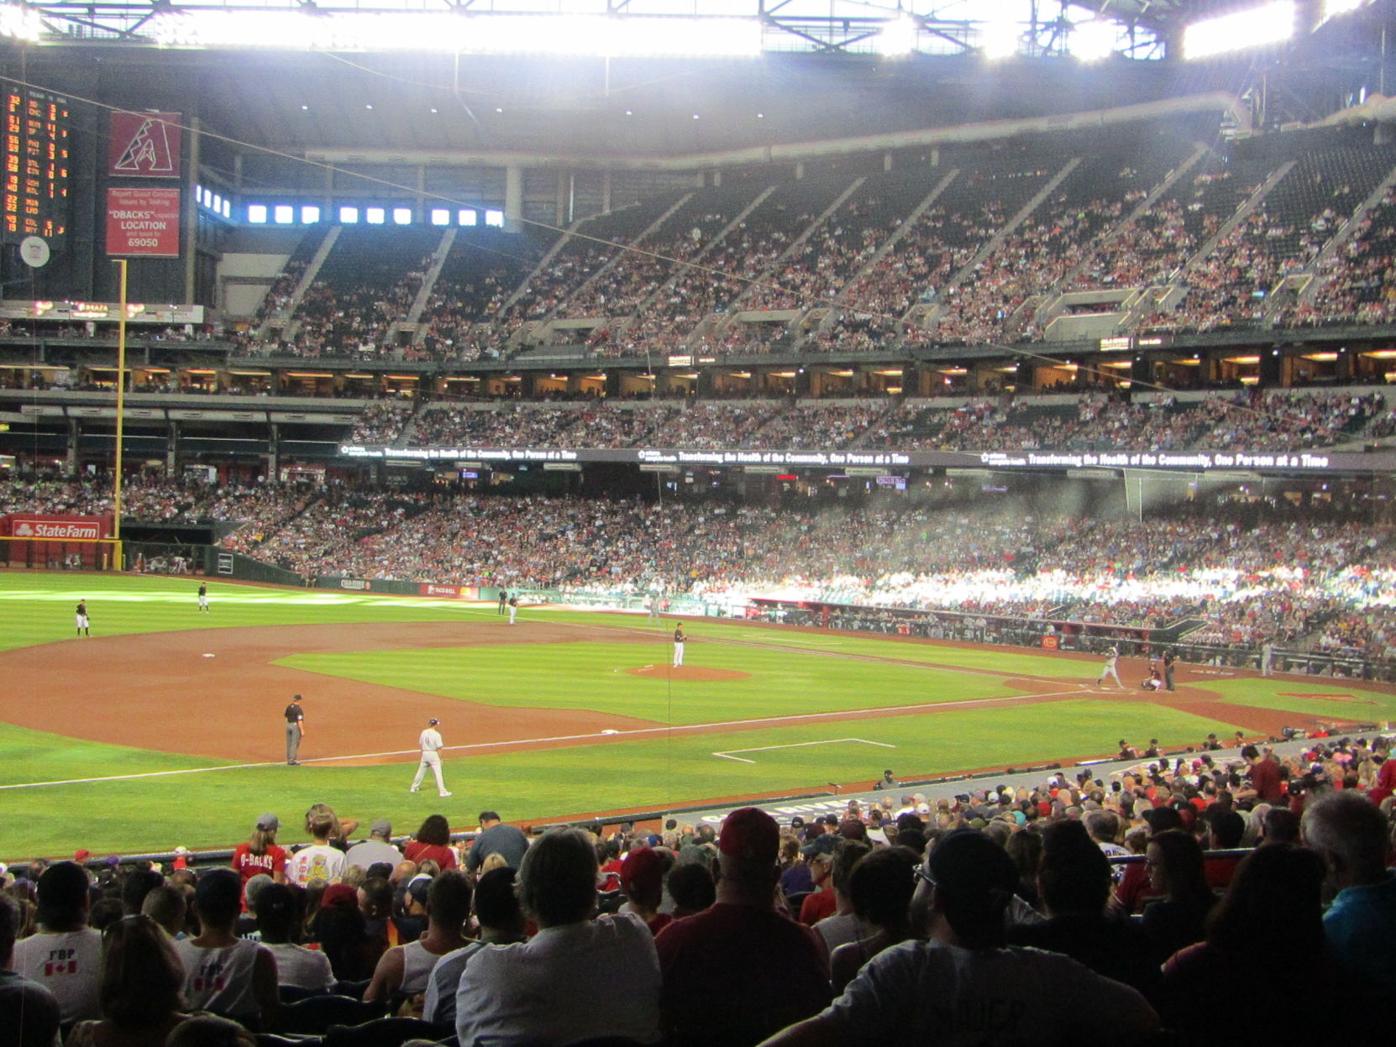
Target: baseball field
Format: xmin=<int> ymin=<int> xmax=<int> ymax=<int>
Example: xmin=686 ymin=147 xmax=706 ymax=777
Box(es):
xmin=2 ymin=571 xmax=1393 ymax=860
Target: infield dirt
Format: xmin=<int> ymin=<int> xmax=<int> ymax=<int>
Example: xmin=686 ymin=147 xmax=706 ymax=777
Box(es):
xmin=2 ymin=618 xmax=1370 ymax=771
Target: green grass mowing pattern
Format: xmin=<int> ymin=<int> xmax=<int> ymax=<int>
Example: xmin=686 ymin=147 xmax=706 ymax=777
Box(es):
xmin=276 ymin=642 xmax=1036 ymax=724
xmin=0 ymin=699 xmax=1243 ymax=857
xmin=1199 ymin=677 xmax=1396 ymax=721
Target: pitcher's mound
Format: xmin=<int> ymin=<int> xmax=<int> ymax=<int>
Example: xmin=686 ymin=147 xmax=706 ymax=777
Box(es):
xmin=625 ymin=665 xmax=749 ymax=682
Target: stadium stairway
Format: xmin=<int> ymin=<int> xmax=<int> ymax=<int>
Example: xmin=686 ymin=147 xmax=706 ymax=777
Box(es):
xmin=1287 ymin=157 xmax=1396 ymax=318
xmin=258 ymin=224 xmax=341 ymax=342
xmin=915 ymin=157 xmax=1081 ymax=344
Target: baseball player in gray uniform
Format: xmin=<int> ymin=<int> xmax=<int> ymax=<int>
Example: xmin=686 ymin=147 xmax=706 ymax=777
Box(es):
xmin=410 ymin=717 xmax=452 ymax=797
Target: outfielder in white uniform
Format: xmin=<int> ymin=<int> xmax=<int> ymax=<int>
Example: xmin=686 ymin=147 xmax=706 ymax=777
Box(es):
xmin=673 ymin=624 xmax=686 ymax=668
xmin=1097 ymin=646 xmax=1125 ymax=690
xmin=410 ymin=718 xmax=452 ymax=797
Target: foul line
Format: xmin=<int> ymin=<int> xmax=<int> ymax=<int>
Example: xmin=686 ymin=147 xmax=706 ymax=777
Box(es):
xmin=0 ymin=686 xmax=1091 ymax=792
xmin=713 ymin=737 xmax=896 ymax=764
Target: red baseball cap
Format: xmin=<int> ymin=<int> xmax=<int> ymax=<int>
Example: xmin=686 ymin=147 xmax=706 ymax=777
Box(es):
xmin=718 ymin=807 xmax=779 ymax=864
xmin=621 ymin=846 xmax=666 ymax=894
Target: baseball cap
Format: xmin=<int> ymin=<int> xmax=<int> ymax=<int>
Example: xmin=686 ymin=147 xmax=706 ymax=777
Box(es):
xmin=256 ymin=813 xmax=280 ymax=832
xmin=718 ymin=807 xmax=780 ymax=864
xmin=621 ymin=847 xmax=665 ymax=894
xmin=321 ymin=884 xmax=358 ymax=910
xmin=800 ymin=834 xmax=838 ymax=860
xmin=406 ymin=875 xmax=433 ymax=905
xmin=371 ymin=819 xmax=392 ymax=837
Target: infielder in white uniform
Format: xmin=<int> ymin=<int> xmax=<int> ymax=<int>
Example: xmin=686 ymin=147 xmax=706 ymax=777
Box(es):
xmin=1097 ymin=645 xmax=1124 ymax=689
xmin=410 ymin=717 xmax=452 ymax=797
xmin=672 ymin=624 xmax=686 ymax=668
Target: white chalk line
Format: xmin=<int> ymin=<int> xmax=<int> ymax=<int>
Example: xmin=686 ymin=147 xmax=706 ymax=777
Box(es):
xmin=0 ymin=686 xmax=1092 ymax=791
xmin=713 ymin=737 xmax=897 ymax=765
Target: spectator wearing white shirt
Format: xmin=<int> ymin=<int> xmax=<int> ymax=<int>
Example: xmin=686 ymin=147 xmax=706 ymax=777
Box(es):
xmin=455 ymin=828 xmax=661 ymax=1046
xmin=9 ymin=861 xmax=103 ymax=1024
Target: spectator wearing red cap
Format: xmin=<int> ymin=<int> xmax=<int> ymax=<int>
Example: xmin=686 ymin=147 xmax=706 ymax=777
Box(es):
xmin=620 ymin=847 xmax=673 ymax=936
xmin=656 ymin=807 xmax=830 ymax=1046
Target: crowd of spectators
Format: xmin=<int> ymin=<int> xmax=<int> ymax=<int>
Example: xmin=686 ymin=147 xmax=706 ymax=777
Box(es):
xmin=6 ymin=467 xmax=1393 ymax=659
xmin=348 ymin=400 xmax=416 ymax=446
xmin=866 ymin=388 xmax=1390 ymax=454
xmin=4 ymin=734 xmax=1394 ymax=1045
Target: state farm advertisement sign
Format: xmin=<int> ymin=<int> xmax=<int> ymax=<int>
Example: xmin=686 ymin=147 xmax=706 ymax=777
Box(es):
xmin=106 ymin=187 xmax=181 ymax=257
xmin=3 ymin=515 xmax=108 ymax=539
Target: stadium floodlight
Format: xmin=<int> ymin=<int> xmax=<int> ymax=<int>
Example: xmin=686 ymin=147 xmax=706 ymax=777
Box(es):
xmin=274 ymin=205 xmax=294 ymax=225
xmin=1182 ymin=1 xmax=1295 ymax=60
xmin=458 ymin=209 xmax=477 ymax=226
xmin=392 ymin=207 xmax=413 ymax=225
xmin=875 ymin=14 xmax=919 ymax=58
xmin=366 ymin=207 xmax=386 ymax=225
xmin=1072 ymin=19 xmax=1117 ymax=63
xmin=981 ymin=14 xmax=1019 ymax=60
xmin=0 ymin=4 xmax=44 ymax=43
xmin=247 ymin=204 xmax=268 ymax=225
xmin=339 ymin=206 xmax=359 ymax=224
xmin=301 ymin=205 xmax=321 ymax=224
xmin=485 ymin=210 xmax=505 ymax=228
xmin=149 ymin=11 xmax=762 ymax=58
xmin=430 ymin=209 xmax=450 ymax=226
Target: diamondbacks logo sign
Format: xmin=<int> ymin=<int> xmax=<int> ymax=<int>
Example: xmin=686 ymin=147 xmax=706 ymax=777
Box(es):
xmin=108 ymin=111 xmax=181 ymax=178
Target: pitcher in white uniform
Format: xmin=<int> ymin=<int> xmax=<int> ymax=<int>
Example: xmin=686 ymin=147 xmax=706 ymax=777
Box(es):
xmin=410 ymin=717 xmax=452 ymax=797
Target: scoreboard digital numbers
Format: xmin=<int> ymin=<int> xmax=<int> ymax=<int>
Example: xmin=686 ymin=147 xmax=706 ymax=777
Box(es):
xmin=3 ymin=88 xmax=71 ymax=241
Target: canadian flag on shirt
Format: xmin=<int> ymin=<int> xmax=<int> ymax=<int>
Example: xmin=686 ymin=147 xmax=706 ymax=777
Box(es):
xmin=44 ymin=958 xmax=78 ymax=975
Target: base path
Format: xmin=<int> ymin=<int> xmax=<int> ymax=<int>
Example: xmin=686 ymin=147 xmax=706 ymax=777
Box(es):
xmin=0 ymin=619 xmax=1373 ymax=766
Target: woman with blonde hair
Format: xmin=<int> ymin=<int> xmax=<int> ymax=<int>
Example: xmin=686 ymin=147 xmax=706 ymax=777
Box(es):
xmin=67 ymin=914 xmax=189 ymax=1046
xmin=286 ymin=804 xmax=347 ymax=886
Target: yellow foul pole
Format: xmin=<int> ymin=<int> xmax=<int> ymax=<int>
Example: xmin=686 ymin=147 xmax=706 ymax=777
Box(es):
xmin=113 ymin=259 xmax=128 ymax=548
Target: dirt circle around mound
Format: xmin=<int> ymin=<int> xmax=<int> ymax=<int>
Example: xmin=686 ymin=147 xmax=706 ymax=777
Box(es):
xmin=624 ymin=665 xmax=750 ymax=682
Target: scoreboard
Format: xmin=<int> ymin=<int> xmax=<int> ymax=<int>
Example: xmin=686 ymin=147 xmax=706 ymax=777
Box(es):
xmin=3 ymin=88 xmax=70 ymax=241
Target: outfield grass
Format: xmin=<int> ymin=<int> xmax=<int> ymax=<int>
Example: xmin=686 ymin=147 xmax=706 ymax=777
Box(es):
xmin=277 ymin=642 xmax=1035 ymax=724
xmin=0 ymin=571 xmax=1389 ymax=858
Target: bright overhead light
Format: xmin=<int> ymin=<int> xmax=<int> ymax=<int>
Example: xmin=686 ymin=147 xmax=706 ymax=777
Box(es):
xmin=149 ymin=11 xmax=763 ymax=58
xmin=875 ymin=13 xmax=918 ymax=58
xmin=981 ymin=14 xmax=1018 ymax=60
xmin=0 ymin=5 xmax=45 ymax=42
xmin=1072 ymin=19 xmax=1116 ymax=62
xmin=1183 ymin=1 xmax=1295 ymax=60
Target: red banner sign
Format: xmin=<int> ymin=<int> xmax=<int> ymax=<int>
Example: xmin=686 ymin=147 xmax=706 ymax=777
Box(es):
xmin=3 ymin=514 xmax=109 ymax=540
xmin=108 ymin=111 xmax=181 ymax=178
xmin=106 ymin=187 xmax=181 ymax=257
xmin=419 ymin=583 xmax=461 ymax=598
